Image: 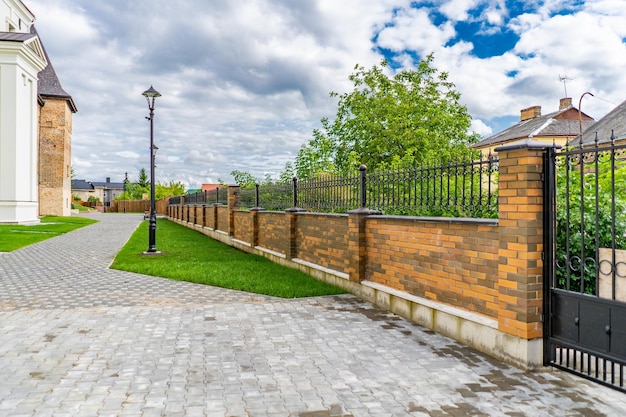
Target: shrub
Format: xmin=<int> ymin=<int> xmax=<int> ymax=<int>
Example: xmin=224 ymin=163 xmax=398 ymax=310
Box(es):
xmin=555 ymin=150 xmax=626 ymax=295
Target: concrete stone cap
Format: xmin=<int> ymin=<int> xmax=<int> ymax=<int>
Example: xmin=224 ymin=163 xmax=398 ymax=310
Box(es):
xmin=494 ymin=139 xmax=562 ymax=153
xmin=347 ymin=207 xmax=381 ymax=215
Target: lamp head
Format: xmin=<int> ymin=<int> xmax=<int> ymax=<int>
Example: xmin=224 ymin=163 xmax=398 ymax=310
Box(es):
xmin=142 ymin=85 xmax=161 ymax=98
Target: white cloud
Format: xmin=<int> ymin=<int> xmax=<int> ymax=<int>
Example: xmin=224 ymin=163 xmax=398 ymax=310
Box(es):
xmin=376 ymin=8 xmax=457 ymax=53
xmin=115 ymin=151 xmax=140 ymax=159
xmin=25 ymin=0 xmax=626 ymax=185
xmin=470 ymin=119 xmax=493 ymax=137
xmin=440 ymin=0 xmax=480 ymax=21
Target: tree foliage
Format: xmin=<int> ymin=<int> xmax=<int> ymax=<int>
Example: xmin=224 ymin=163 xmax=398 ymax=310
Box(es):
xmin=293 ymin=54 xmax=479 ymax=179
xmin=156 ymin=181 xmax=186 ymax=200
xmin=116 ymin=169 xmax=185 ymax=200
xmin=555 ymin=152 xmax=626 ymax=295
xmin=137 ymin=168 xmax=149 ymax=188
xmin=230 ymin=170 xmax=258 ymax=189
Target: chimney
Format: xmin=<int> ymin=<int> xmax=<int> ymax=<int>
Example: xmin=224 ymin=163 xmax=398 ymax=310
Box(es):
xmin=520 ymin=105 xmax=541 ymax=121
xmin=559 ymin=97 xmax=572 ymax=110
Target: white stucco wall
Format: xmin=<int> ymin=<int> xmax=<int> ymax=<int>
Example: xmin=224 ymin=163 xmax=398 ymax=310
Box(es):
xmin=1 ymin=0 xmax=32 ymax=33
xmin=0 ymin=1 xmax=46 ymax=223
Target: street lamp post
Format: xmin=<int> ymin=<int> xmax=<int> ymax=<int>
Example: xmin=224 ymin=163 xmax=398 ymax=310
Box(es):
xmin=578 ymin=91 xmax=594 ymax=137
xmin=123 ymin=172 xmax=128 ymax=213
xmin=143 ymin=85 xmax=161 ymax=253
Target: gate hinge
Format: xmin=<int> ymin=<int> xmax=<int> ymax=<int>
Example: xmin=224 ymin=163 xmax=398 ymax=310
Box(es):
xmin=541 ymin=172 xmax=545 ymax=182
xmin=541 ymin=251 xmax=545 ymax=261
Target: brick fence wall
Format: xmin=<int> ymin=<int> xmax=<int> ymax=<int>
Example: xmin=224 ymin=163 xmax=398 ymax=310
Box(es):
xmin=166 ymin=141 xmax=553 ymax=370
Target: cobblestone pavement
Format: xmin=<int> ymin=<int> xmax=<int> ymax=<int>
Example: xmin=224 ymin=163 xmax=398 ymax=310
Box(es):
xmin=1 ymin=213 xmax=626 ymax=417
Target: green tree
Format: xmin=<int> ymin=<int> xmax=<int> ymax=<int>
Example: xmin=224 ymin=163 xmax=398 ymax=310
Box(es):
xmin=156 ymin=181 xmax=186 ymax=200
xmin=293 ymin=54 xmax=479 ymax=179
xmin=116 ymin=183 xmax=147 ymax=200
xmin=230 ymin=170 xmax=258 ymax=189
xmin=137 ymin=168 xmax=149 ymax=188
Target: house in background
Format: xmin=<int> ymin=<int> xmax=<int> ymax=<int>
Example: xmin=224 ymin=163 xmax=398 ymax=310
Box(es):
xmin=71 ymin=178 xmax=125 ymax=209
xmin=0 ymin=0 xmax=75 ymax=223
xmin=570 ymin=99 xmax=626 ymax=147
xmin=201 ymin=184 xmax=220 ymax=193
xmin=473 ymin=98 xmax=596 ymax=154
xmin=71 ymin=179 xmax=96 ymax=202
xmin=91 ymin=178 xmax=125 ymax=208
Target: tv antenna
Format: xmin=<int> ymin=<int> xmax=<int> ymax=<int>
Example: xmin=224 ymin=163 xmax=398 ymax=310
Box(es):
xmin=558 ymin=74 xmax=574 ymax=97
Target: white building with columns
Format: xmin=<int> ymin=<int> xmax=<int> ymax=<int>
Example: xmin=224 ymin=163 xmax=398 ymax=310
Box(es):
xmin=0 ymin=1 xmax=46 ymax=223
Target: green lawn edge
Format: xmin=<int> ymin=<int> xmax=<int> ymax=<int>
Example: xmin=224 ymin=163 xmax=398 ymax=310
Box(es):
xmin=0 ymin=216 xmax=98 ymax=252
xmin=111 ymin=219 xmax=347 ymax=299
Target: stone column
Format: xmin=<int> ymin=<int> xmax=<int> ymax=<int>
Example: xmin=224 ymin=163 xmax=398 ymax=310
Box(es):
xmin=285 ymin=207 xmax=306 ymax=259
xmin=495 ymin=139 xmax=554 ymax=341
xmin=347 ymin=208 xmax=380 ymax=282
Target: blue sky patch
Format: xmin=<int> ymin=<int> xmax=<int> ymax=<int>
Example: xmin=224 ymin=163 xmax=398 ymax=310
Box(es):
xmin=454 ymin=21 xmax=519 ymax=58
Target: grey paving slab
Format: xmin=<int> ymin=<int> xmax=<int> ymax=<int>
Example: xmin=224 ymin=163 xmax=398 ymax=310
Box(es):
xmin=1 ymin=212 xmax=626 ymax=416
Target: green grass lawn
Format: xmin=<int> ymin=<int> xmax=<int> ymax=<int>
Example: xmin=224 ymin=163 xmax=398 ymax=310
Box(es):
xmin=111 ymin=219 xmax=347 ymax=298
xmin=0 ymin=216 xmax=98 ymax=252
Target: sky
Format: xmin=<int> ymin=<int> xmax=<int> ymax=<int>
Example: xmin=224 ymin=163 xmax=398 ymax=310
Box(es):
xmin=26 ymin=0 xmax=626 ymax=188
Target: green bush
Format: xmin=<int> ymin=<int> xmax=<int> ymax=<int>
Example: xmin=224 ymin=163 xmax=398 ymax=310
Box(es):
xmin=555 ymin=151 xmax=626 ymax=294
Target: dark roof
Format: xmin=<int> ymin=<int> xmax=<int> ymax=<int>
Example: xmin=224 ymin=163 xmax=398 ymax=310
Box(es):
xmin=71 ymin=180 xmax=94 ymax=191
xmin=92 ymin=181 xmax=125 ymax=189
xmin=474 ymin=106 xmax=595 ymax=149
xmin=31 ymin=25 xmax=77 ymax=113
xmin=570 ymin=100 xmax=626 ymax=146
xmin=0 ymin=31 xmax=36 ymax=42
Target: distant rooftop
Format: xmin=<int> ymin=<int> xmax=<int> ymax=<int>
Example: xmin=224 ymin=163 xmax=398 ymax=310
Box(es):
xmin=570 ymin=99 xmax=626 ymax=146
xmin=474 ymin=98 xmax=595 ymax=149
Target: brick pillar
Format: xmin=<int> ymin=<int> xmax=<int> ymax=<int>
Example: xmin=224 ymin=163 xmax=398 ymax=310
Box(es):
xmin=250 ymin=208 xmax=265 ymax=247
xmin=495 ymin=140 xmax=554 ymax=340
xmin=347 ymin=208 xmax=380 ymax=282
xmin=227 ymin=186 xmax=240 ymax=236
xmin=285 ymin=208 xmax=306 ymax=259
xmin=195 ymin=205 xmax=202 ymax=226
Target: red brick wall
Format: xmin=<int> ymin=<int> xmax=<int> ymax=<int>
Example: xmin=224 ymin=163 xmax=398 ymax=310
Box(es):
xmin=217 ymin=206 xmax=229 ymax=232
xmin=167 ymin=143 xmax=550 ymax=341
xmin=233 ymin=211 xmax=253 ymax=243
xmin=366 ymin=217 xmax=499 ymax=319
xmin=257 ymin=212 xmax=288 ymax=255
xmin=39 ymin=98 xmax=72 ymax=216
xmin=205 ymin=206 xmax=215 ymax=229
xmin=295 ymin=213 xmax=350 ymax=274
xmin=195 ymin=206 xmax=203 ymax=226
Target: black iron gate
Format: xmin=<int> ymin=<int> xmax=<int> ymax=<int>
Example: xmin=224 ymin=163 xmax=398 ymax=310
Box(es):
xmin=544 ymin=137 xmax=626 ymax=392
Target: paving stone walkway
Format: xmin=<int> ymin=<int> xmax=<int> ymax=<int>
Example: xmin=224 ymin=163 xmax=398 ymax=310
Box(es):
xmin=1 ymin=212 xmax=625 ymax=417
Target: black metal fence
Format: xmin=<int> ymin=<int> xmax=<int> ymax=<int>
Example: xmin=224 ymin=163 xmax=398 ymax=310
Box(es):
xmin=544 ymin=133 xmax=626 ymax=393
xmin=171 ymin=155 xmax=498 ymax=218
xmin=553 ymin=137 xmax=626 ymax=295
xmin=170 ymin=188 xmax=228 ymax=206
